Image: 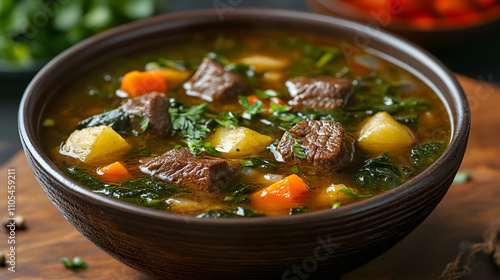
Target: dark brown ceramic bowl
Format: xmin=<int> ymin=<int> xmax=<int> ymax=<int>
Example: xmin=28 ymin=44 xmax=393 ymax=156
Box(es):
xmin=308 ymin=0 xmax=500 ymax=49
xmin=19 ymin=8 xmax=470 ymax=280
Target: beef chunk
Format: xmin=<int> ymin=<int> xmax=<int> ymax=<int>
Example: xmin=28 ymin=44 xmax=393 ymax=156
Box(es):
xmin=120 ymin=92 xmax=170 ymax=136
xmin=277 ymin=120 xmax=354 ymax=168
xmin=140 ymin=148 xmax=237 ymax=191
xmin=184 ymin=57 xmax=245 ymax=102
xmin=286 ymin=76 xmax=351 ymax=109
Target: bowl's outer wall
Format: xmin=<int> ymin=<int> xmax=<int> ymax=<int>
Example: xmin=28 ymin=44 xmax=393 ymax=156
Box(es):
xmin=19 ymin=9 xmax=469 ymax=280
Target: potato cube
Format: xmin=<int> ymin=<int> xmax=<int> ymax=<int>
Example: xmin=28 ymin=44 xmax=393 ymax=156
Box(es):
xmin=237 ymin=55 xmax=289 ymax=73
xmin=60 ymin=125 xmax=131 ymax=163
xmin=313 ymin=184 xmax=352 ymax=208
xmin=209 ymin=126 xmax=274 ymax=157
xmin=358 ymin=111 xmax=415 ymax=154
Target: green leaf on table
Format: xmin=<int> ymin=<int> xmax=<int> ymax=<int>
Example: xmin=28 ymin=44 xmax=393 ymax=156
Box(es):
xmin=60 ymin=256 xmax=88 ymax=270
xmin=453 ymin=170 xmax=470 ymax=184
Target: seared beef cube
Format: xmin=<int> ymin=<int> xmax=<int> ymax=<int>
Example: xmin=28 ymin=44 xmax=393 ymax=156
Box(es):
xmin=140 ymin=148 xmax=237 ymax=191
xmin=286 ymin=76 xmax=351 ymax=109
xmin=277 ymin=120 xmax=354 ymax=168
xmin=184 ymin=58 xmax=245 ymax=102
xmin=120 ymin=92 xmax=170 ymax=135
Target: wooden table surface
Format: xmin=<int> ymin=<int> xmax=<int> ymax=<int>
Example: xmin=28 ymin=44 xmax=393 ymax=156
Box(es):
xmin=1 ymin=75 xmax=499 ymax=280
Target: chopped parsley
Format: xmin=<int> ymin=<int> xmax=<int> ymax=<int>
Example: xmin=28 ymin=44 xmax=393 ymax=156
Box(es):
xmin=133 ymin=114 xmax=149 ymax=133
xmin=238 ymin=95 xmax=267 ymax=120
xmin=240 ymin=157 xmax=277 ymax=169
xmin=286 ymin=134 xmax=306 ymax=160
xmin=339 ymin=188 xmax=372 ymax=198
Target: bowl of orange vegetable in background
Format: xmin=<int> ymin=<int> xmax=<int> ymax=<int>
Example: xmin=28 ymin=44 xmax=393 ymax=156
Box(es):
xmin=308 ymin=0 xmax=500 ymax=48
xmin=19 ymin=9 xmax=469 ymax=280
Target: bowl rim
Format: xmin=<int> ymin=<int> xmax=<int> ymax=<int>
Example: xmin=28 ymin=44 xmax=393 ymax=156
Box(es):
xmin=19 ymin=8 xmax=470 ymax=226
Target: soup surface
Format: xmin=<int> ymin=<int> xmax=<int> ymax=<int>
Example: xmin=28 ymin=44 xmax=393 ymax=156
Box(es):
xmin=40 ymin=29 xmax=451 ymax=217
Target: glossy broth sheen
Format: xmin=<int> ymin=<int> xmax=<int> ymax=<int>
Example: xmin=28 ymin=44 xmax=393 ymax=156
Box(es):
xmin=40 ymin=30 xmax=451 ymax=217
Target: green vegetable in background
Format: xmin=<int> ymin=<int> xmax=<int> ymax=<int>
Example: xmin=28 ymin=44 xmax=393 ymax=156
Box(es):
xmin=0 ymin=0 xmax=162 ymax=67
xmin=60 ymin=256 xmax=88 ymax=270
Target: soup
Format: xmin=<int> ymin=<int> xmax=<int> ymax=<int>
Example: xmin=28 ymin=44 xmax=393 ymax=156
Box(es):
xmin=40 ymin=29 xmax=451 ymax=217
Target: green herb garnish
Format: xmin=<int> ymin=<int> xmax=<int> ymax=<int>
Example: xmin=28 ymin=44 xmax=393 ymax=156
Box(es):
xmin=286 ymin=134 xmax=306 ymax=160
xmin=238 ymin=95 xmax=267 ymax=120
xmin=133 ymin=114 xmax=149 ymax=133
xmin=183 ymin=138 xmax=219 ymax=156
xmin=240 ymin=157 xmax=277 ymax=169
xmin=60 ymin=256 xmax=88 ymax=270
xmin=339 ymin=188 xmax=372 ymax=198
xmin=453 ymin=170 xmax=470 ymax=185
xmin=214 ymin=112 xmax=240 ymax=128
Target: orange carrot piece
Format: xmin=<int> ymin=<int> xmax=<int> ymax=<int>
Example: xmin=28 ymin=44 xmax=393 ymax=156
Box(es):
xmin=251 ymin=174 xmax=309 ymax=214
xmin=97 ymin=161 xmax=132 ymax=182
xmin=120 ymin=70 xmax=167 ymax=98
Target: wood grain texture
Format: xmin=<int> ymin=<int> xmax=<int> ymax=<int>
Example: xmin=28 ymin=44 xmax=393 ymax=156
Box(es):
xmin=1 ymin=75 xmax=498 ymax=279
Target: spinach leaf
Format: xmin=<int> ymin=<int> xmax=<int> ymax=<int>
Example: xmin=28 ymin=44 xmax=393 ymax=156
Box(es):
xmin=395 ymin=115 xmax=418 ymax=131
xmin=289 ymin=207 xmax=308 ymax=215
xmin=76 ymin=108 xmax=131 ymax=133
xmin=339 ymin=188 xmax=372 ymax=198
xmin=94 ymin=177 xmax=185 ymax=210
xmin=63 ymin=166 xmax=115 ymax=190
xmin=197 ymin=207 xmax=265 ymax=218
xmin=398 ymin=97 xmax=432 ymax=113
xmin=410 ymin=141 xmax=447 ymax=169
xmin=353 ymin=153 xmax=404 ymax=190
xmin=223 ymin=183 xmax=257 ymax=204
xmin=240 ymin=157 xmax=277 ymax=170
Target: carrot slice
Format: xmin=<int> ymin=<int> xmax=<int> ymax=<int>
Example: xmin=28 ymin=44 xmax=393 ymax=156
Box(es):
xmin=251 ymin=174 xmax=309 ymax=215
xmin=97 ymin=161 xmax=132 ymax=182
xmin=120 ymin=70 xmax=167 ymax=98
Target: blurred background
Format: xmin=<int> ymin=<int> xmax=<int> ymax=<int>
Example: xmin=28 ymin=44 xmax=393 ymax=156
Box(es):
xmin=2 ymin=0 xmax=500 ymax=165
